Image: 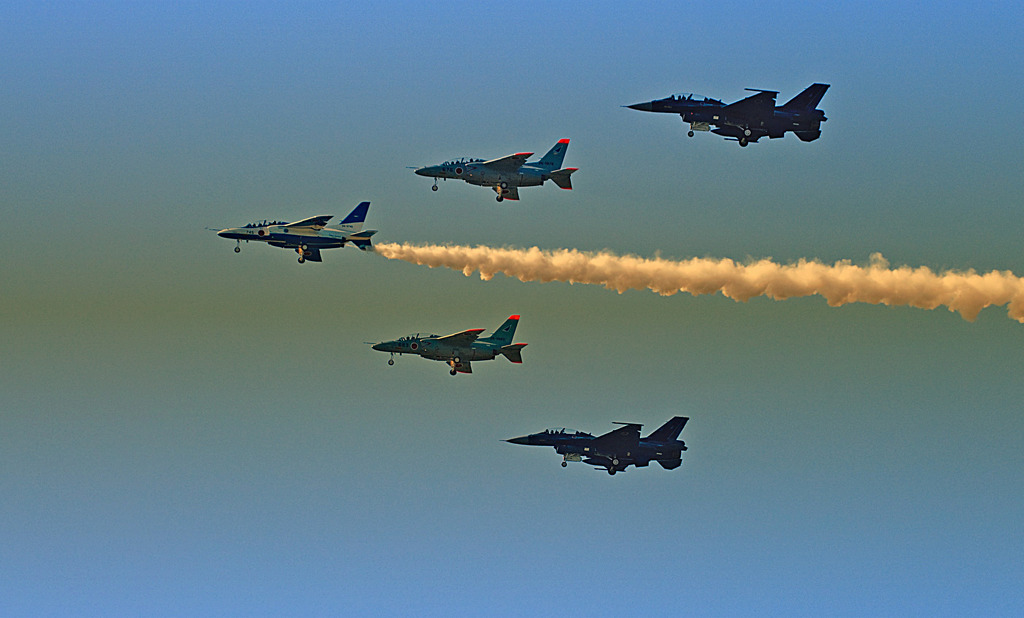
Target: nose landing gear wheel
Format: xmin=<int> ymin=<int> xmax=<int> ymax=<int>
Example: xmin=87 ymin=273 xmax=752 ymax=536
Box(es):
xmin=388 ymin=359 xmax=394 ymax=366
xmin=687 ymin=130 xmax=694 ymax=137
xmin=234 ymin=246 xmax=240 ymax=253
xmin=431 ymin=184 xmax=438 ymax=192
xmin=561 ymin=461 xmax=567 ymax=468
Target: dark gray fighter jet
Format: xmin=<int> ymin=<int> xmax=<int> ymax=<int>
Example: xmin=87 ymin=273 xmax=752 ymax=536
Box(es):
xmin=505 ymin=416 xmax=689 ymax=475
xmin=627 ymin=83 xmax=829 ymax=146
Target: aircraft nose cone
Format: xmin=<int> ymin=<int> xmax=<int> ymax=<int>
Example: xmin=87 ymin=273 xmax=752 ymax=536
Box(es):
xmin=625 ymin=101 xmax=654 ymax=112
xmin=371 ymin=343 xmax=385 ymax=351
xmin=504 ymin=436 xmax=531 ymax=445
xmin=414 ymin=167 xmax=430 ymax=176
xmin=217 ymin=229 xmax=230 ymax=238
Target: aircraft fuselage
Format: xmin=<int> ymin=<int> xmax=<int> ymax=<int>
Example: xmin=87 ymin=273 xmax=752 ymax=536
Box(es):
xmin=415 ymin=162 xmax=550 ymax=187
xmin=218 ymin=224 xmax=359 ymax=249
xmin=372 ymin=338 xmax=500 ymax=362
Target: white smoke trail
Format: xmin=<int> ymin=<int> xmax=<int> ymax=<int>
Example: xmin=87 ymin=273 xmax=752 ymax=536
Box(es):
xmin=374 ymin=243 xmax=1024 ymax=323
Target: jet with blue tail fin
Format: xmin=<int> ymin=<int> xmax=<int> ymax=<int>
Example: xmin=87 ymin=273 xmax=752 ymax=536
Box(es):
xmin=215 ymin=201 xmax=376 ymax=263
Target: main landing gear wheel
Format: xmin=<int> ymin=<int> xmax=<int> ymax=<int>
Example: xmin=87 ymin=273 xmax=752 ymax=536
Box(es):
xmin=450 ymin=369 xmax=457 ymax=376
xmin=743 ymin=128 xmax=752 ymax=136
xmin=298 ymin=256 xmax=305 ymax=263
xmin=687 ymin=130 xmax=694 ymax=137
xmin=608 ymin=468 xmax=617 ymax=475
xmin=496 ymin=194 xmax=503 ymax=202
xmin=739 ymin=137 xmax=748 ymax=147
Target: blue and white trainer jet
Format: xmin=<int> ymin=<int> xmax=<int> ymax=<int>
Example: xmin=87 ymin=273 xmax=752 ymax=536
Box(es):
xmin=216 ymin=201 xmax=376 ymax=263
xmin=413 ymin=139 xmax=578 ymax=202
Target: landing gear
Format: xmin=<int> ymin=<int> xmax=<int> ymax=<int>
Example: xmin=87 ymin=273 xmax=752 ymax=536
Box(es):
xmin=296 ymin=245 xmax=309 ymax=263
xmin=739 ymin=137 xmax=748 ymax=147
xmin=608 ymin=468 xmax=617 ymax=475
xmin=431 ymin=181 xmax=438 ymax=192
xmin=450 ymin=368 xmax=457 ymax=376
xmin=234 ymin=245 xmax=241 ymax=253
xmin=496 ymin=194 xmax=504 ymax=202
xmin=687 ymin=130 xmax=694 ymax=137
xmin=298 ymin=256 xmax=305 ymax=263
xmin=743 ymin=128 xmax=752 ymax=136
xmin=387 ymin=358 xmax=395 ymax=366
xmin=561 ymin=461 xmax=567 ymax=467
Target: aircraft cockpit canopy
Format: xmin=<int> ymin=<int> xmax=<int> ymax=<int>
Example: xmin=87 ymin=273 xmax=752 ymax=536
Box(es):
xmin=243 ymin=220 xmax=287 ymax=228
xmin=442 ymin=158 xmax=484 ymax=166
xmin=398 ymin=334 xmax=438 ymax=341
xmin=543 ymin=428 xmax=590 ymax=436
xmin=669 ymin=93 xmax=717 ymax=103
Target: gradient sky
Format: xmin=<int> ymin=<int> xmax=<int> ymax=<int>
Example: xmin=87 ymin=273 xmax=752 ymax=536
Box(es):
xmin=2 ymin=2 xmax=1023 ymax=616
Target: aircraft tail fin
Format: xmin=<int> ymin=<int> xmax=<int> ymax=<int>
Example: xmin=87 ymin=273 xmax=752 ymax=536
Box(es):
xmin=549 ymin=168 xmax=578 ymax=190
xmin=335 ymin=201 xmax=371 ymax=233
xmin=644 ymin=416 xmax=689 ymax=442
xmin=537 ymin=138 xmax=570 ymax=169
xmin=348 ymin=230 xmax=376 ymax=251
xmin=481 ymin=315 xmax=520 ymax=346
xmin=500 ymin=343 xmax=528 ymax=363
xmin=658 ymin=458 xmax=682 ymax=470
xmin=781 ymin=83 xmax=829 ymax=111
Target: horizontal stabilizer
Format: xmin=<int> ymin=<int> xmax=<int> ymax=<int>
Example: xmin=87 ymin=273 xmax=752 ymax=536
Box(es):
xmin=549 ymin=168 xmax=577 ymax=190
xmin=500 ymin=343 xmax=528 ymax=363
xmin=349 ymin=230 xmax=376 ymax=251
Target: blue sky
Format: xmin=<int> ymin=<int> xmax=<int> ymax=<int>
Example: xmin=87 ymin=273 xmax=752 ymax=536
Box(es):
xmin=2 ymin=2 xmax=1023 ymax=615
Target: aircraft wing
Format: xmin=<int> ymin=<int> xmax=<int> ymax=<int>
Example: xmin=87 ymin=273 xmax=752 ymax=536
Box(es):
xmin=591 ymin=423 xmax=642 ymax=453
xmin=283 ymin=215 xmax=333 ymax=230
xmin=723 ymin=90 xmax=777 ymax=119
xmin=480 ymin=152 xmax=533 ymax=173
xmin=435 ymin=328 xmax=486 ymax=346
